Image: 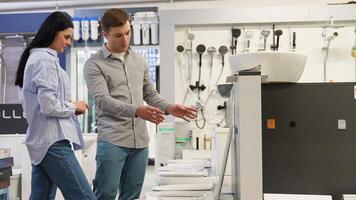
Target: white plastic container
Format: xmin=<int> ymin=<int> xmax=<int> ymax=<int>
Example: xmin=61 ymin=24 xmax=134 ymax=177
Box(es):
xmin=141 ymin=23 xmax=150 ymax=45
xmin=146 ymin=12 xmax=159 ymax=45
xmin=81 ymin=17 xmax=90 ymax=41
xmin=131 ymin=20 xmax=141 ymax=45
xmin=132 ymin=11 xmax=159 ymax=45
xmin=72 ymin=17 xmax=81 ymax=41
xmin=89 ymin=16 xmax=99 ymax=41
xmin=155 ymin=123 xmax=175 ymax=169
xmin=150 ymin=20 xmax=159 ymax=45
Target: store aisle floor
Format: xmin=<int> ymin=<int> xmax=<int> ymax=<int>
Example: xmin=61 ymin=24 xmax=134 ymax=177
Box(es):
xmin=140 ymin=165 xmax=157 ymax=198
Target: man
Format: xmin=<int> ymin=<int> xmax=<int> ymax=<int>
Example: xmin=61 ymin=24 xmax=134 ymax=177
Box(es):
xmin=83 ymin=8 xmax=197 ymax=200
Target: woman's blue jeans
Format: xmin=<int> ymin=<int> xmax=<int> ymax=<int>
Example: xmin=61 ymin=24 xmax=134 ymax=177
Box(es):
xmin=29 ymin=140 xmax=96 ymax=200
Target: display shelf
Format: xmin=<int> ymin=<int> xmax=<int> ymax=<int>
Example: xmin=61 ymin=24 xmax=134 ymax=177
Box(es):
xmin=159 ymin=4 xmax=356 ymax=106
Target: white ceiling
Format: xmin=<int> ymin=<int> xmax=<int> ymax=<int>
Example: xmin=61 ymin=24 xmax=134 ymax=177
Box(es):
xmin=0 ymin=0 xmax=214 ymax=13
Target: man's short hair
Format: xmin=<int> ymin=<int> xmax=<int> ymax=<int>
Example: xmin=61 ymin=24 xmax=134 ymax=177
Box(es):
xmin=101 ymin=8 xmax=130 ymax=32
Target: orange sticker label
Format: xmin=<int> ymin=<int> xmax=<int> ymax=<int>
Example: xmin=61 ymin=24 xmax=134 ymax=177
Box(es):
xmin=267 ymin=119 xmax=276 ymax=129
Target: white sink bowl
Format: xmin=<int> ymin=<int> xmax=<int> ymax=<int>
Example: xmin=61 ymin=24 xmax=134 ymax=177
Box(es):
xmin=82 ymin=133 xmax=97 ymax=150
xmin=229 ymin=51 xmax=307 ymax=83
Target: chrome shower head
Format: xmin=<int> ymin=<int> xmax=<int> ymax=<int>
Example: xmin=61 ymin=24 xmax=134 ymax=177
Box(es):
xmin=244 ymin=30 xmax=254 ymax=39
xmin=196 ymin=44 xmax=206 ymax=54
xmin=218 ymin=45 xmax=228 ymax=55
xmin=327 ymin=32 xmax=338 ymax=41
xmin=176 ymin=45 xmax=185 ymax=53
xmin=187 ymin=33 xmax=195 ymax=41
xmin=261 ymin=30 xmax=270 ymax=38
xmin=207 ymin=46 xmax=216 ymax=55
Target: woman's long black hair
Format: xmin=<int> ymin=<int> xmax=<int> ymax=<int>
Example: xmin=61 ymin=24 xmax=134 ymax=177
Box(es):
xmin=15 ymin=11 xmax=73 ymax=88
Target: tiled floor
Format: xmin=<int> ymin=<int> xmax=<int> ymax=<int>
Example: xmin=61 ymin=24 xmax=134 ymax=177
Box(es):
xmin=140 ymin=165 xmax=157 ymax=198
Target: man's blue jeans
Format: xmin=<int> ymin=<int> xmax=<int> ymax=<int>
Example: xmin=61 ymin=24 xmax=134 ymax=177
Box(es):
xmin=94 ymin=141 xmax=148 ymax=200
xmin=30 ymin=140 xmax=96 ymax=200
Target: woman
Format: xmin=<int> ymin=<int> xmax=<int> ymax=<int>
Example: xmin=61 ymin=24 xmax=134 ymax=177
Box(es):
xmin=15 ymin=11 xmax=96 ymax=200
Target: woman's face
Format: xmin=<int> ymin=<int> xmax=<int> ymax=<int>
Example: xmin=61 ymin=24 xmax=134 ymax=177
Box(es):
xmin=49 ymin=28 xmax=73 ymax=53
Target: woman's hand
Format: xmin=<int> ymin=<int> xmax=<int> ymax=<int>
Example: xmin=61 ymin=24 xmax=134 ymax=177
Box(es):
xmin=72 ymin=101 xmax=88 ymax=116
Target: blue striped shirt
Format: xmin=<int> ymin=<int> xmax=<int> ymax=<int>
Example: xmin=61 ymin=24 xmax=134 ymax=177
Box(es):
xmin=19 ymin=48 xmax=84 ymax=165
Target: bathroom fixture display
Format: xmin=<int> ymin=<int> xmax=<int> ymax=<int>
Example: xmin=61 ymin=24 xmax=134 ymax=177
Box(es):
xmin=320 ymin=17 xmax=344 ymax=82
xmin=176 ymin=45 xmax=185 ymax=53
xmin=322 ymin=16 xmax=344 ymax=29
xmin=292 ymin=32 xmax=296 ymax=50
xmin=242 ymin=30 xmax=253 ymax=52
xmin=186 ymin=30 xmax=195 ymax=85
xmin=180 ymin=29 xmax=195 ymax=104
xmin=229 ymin=51 xmax=307 ymax=83
xmin=207 ymin=46 xmax=216 ymax=92
xmin=258 ymin=29 xmax=270 ymax=51
xmin=230 ymin=27 xmax=241 ymax=55
xmin=217 ymin=83 xmax=233 ymax=98
xmin=271 ymin=29 xmax=283 ymax=51
xmin=207 ymin=46 xmax=216 ymax=66
xmin=217 ymin=101 xmax=226 ymax=111
xmin=289 ymin=27 xmax=296 ymax=51
xmin=218 ymin=45 xmax=228 ymax=67
xmin=189 ymin=44 xmax=206 ymax=95
xmin=322 ymin=31 xmax=338 ymax=82
xmin=214 ymin=52 xmax=308 ymax=200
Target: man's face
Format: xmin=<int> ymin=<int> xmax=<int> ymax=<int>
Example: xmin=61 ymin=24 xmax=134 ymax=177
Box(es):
xmin=103 ymin=21 xmax=131 ymax=53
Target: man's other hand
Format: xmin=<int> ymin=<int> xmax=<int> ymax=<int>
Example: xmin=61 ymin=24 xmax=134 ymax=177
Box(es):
xmin=167 ymin=104 xmax=197 ymax=122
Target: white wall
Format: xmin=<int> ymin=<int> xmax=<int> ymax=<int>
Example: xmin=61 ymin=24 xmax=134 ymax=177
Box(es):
xmin=0 ymin=0 xmax=345 ymax=14
xmin=159 ymin=0 xmax=338 ymax=9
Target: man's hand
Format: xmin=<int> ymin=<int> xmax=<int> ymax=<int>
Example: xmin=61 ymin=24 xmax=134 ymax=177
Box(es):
xmin=167 ymin=104 xmax=197 ymax=122
xmin=136 ymin=106 xmax=165 ymax=124
xmin=72 ymin=101 xmax=89 ymax=116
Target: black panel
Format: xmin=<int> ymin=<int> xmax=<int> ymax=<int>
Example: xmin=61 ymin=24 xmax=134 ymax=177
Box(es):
xmin=0 ymin=104 xmax=27 ymax=134
xmin=262 ymin=82 xmax=356 ymax=200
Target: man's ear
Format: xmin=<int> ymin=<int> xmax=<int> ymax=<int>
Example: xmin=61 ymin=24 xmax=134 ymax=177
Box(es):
xmin=102 ymin=31 xmax=108 ymax=39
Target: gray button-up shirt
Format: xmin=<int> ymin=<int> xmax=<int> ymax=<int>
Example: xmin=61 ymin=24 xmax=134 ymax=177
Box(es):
xmin=83 ymin=46 xmax=169 ymax=148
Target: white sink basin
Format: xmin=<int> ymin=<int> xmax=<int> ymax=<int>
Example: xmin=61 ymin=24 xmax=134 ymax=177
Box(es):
xmin=82 ymin=133 xmax=97 ymax=150
xmin=229 ymin=51 xmax=307 ymax=83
